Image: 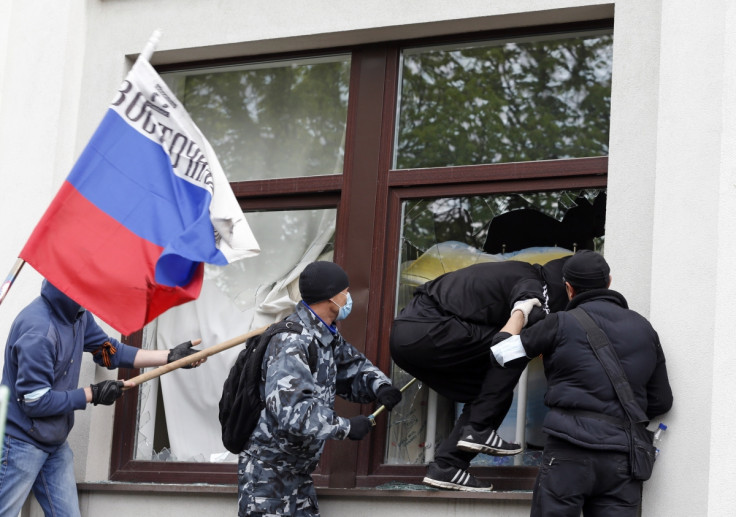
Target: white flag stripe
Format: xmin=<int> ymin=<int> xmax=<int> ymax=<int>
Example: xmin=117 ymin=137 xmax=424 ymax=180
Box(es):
xmin=110 ymin=58 xmax=260 ymax=264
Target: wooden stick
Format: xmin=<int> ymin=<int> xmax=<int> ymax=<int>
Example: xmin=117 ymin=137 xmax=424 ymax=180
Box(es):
xmin=368 ymin=377 xmax=418 ymax=425
xmin=123 ymin=324 xmax=268 ymax=389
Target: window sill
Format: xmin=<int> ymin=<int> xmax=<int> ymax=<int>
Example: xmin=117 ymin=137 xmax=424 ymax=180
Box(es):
xmin=77 ymin=482 xmax=236 ymax=494
xmin=77 ymin=482 xmax=532 ymax=501
xmin=318 ymin=487 xmax=532 ymax=501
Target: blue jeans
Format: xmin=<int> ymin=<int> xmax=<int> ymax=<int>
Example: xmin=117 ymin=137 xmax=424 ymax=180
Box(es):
xmin=0 ymin=435 xmax=80 ymax=517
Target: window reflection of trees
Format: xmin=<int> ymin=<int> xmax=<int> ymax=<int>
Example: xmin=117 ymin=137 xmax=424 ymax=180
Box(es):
xmin=396 ymin=33 xmax=613 ymax=169
xmin=165 ymin=57 xmax=351 ymax=181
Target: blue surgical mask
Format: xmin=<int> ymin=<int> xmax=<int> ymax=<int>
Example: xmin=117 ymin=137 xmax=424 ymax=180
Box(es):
xmin=333 ymin=292 xmax=353 ymax=321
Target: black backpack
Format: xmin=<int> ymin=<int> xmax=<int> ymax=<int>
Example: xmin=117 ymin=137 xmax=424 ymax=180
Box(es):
xmin=218 ymin=320 xmax=317 ymax=454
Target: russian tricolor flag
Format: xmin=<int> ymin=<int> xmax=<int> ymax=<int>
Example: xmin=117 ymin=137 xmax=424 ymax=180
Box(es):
xmin=20 ymin=57 xmax=260 ymax=335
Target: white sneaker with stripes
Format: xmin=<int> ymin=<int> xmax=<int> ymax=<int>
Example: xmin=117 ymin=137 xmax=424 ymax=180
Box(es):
xmin=422 ymin=462 xmax=493 ymax=492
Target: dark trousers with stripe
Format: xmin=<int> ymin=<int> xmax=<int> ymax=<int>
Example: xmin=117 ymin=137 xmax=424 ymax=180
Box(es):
xmin=390 ymin=317 xmax=529 ymax=470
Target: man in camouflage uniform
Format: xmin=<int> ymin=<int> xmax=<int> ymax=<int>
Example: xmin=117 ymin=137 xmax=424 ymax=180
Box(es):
xmin=238 ymin=261 xmax=402 ymax=517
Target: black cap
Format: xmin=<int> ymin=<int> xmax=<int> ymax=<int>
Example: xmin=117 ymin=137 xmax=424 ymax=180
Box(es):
xmin=562 ymin=250 xmax=610 ymax=290
xmin=299 ymin=261 xmax=349 ymax=304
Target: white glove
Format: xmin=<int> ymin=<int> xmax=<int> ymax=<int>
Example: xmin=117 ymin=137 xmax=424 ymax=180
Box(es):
xmin=511 ymin=298 xmax=541 ymax=326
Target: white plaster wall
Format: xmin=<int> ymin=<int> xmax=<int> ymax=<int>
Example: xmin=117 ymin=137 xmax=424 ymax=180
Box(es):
xmin=0 ymin=1 xmax=80 ymax=344
xmin=85 ymin=0 xmax=614 ymax=64
xmin=645 ymin=0 xmax=736 ymax=516
xmin=5 ymin=0 xmax=736 ymax=515
xmin=605 ymin=0 xmax=662 ymax=315
xmin=0 ymin=0 xmax=88 ymax=334
xmin=74 ymin=491 xmax=530 ymax=517
xmin=709 ymin=2 xmax=736 ymax=513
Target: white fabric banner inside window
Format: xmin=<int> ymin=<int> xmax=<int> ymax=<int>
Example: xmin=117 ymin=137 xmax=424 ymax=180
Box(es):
xmin=135 ymin=209 xmax=336 ymax=461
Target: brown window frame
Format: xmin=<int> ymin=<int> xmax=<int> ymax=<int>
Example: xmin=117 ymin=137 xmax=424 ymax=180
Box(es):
xmin=110 ymin=18 xmax=611 ymax=490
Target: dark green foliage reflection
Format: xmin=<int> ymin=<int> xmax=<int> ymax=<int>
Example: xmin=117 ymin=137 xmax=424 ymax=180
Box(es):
xmin=396 ymin=33 xmax=613 ymax=169
xmin=164 ymin=57 xmax=350 ymax=181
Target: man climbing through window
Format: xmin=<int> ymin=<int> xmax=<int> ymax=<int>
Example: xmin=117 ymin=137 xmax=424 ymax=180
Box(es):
xmin=390 ymin=256 xmax=570 ymax=491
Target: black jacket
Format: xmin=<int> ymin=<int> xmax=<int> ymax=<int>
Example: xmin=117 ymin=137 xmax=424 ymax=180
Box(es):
xmin=397 ymin=257 xmax=570 ymax=327
xmin=494 ymin=289 xmax=673 ymax=452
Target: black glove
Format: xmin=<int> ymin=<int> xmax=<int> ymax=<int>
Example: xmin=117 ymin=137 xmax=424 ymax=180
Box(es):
xmin=347 ymin=415 xmax=372 ymax=440
xmin=90 ymin=380 xmax=124 ymax=406
xmin=167 ymin=341 xmax=198 ymax=368
xmin=376 ymin=384 xmax=402 ymax=411
xmin=527 ymin=305 xmax=547 ymax=327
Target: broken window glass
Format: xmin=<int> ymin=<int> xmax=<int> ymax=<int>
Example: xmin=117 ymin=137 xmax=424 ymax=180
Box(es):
xmin=385 ymin=189 xmax=606 ymax=466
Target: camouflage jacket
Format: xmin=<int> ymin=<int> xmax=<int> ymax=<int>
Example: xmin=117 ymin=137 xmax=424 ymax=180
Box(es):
xmin=244 ymin=302 xmax=391 ymax=471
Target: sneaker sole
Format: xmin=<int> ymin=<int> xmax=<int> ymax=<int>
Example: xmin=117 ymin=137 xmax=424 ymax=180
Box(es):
xmin=422 ymin=476 xmax=493 ymax=492
xmin=457 ymin=439 xmax=524 ymax=456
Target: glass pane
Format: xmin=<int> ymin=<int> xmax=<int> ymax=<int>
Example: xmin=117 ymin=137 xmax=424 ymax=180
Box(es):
xmin=385 ymin=189 xmax=606 ymax=466
xmin=134 ymin=208 xmax=336 ymax=462
xmin=395 ymin=31 xmax=613 ymax=169
xmin=163 ymin=55 xmax=350 ymax=181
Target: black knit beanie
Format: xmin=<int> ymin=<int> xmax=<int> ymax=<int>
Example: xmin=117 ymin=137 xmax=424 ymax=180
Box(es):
xmin=299 ymin=261 xmax=349 ymax=304
xmin=562 ymin=250 xmax=610 ymax=290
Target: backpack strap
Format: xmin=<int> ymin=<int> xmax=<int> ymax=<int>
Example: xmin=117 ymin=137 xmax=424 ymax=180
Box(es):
xmin=307 ymin=339 xmax=318 ymax=375
xmin=262 ymin=320 xmax=318 ymax=374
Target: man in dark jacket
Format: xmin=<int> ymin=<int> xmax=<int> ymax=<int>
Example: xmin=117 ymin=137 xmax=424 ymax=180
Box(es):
xmin=490 ymin=251 xmax=673 ymax=516
xmin=0 ymin=280 xmax=203 ymax=517
xmin=389 ymin=257 xmax=570 ymax=491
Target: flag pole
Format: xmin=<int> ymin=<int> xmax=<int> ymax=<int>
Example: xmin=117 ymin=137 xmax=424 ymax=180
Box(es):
xmin=123 ymin=325 xmax=269 ymax=389
xmin=139 ymin=29 xmax=162 ymax=63
xmin=0 ymin=258 xmax=26 ymax=308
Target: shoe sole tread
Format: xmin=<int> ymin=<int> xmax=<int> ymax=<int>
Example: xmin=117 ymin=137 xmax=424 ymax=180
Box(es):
xmin=422 ymin=476 xmax=493 ymax=492
xmin=456 ymin=439 xmax=524 ymax=456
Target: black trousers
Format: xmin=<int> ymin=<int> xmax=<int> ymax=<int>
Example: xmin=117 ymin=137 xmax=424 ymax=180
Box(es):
xmin=531 ymin=436 xmax=642 ymax=517
xmin=390 ymin=317 xmax=528 ymax=470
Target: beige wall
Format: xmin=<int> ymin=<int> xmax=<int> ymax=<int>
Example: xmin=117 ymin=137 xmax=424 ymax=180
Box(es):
xmin=3 ymin=0 xmax=736 ymax=515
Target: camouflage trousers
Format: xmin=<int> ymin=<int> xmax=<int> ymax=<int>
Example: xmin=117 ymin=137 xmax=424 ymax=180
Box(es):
xmin=238 ymin=453 xmax=319 ymax=516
